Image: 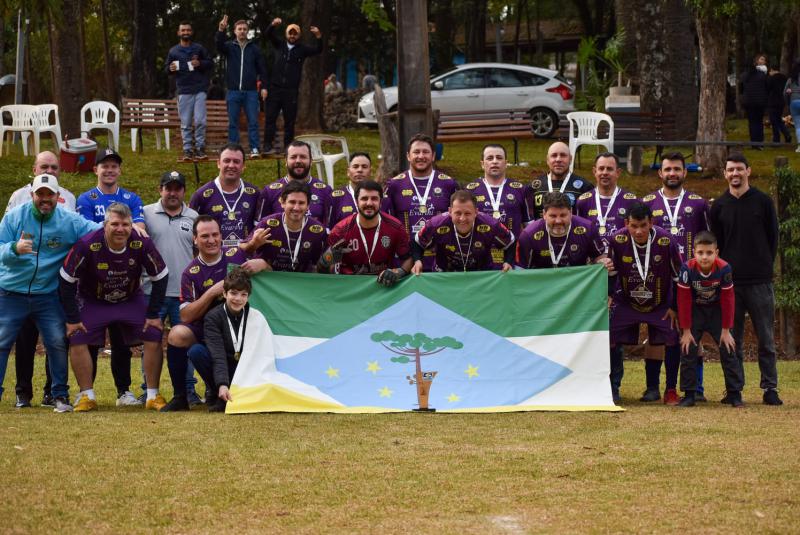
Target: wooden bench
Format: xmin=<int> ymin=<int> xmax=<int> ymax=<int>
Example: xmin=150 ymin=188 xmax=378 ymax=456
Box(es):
xmin=436 ymin=109 xmax=533 ymax=164
xmin=121 ymin=98 xmax=180 ymax=152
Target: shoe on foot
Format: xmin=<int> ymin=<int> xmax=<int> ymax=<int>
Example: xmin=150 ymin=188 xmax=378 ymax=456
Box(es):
xmin=695 ymin=392 xmax=707 ymax=402
xmin=74 ymin=394 xmax=97 ymax=412
xmin=795 ymin=145 xmax=800 ymax=153
xmin=183 ymin=149 xmax=194 ymax=161
xmin=15 ymin=394 xmax=32 ymax=408
xmin=208 ymin=398 xmax=227 ymax=413
xmin=41 ymin=393 xmax=55 ymax=407
xmin=261 ymin=147 xmax=277 ymax=156
xmin=678 ymin=393 xmax=696 ymax=407
xmin=611 ymin=389 xmax=621 ymax=405
xmin=195 ymin=147 xmax=207 ymax=160
xmin=250 ymin=148 xmax=261 ymax=159
xmin=187 ymin=391 xmax=204 ymax=406
xmin=145 ymin=394 xmax=168 ymax=411
xmin=53 ymin=396 xmax=74 ymax=413
xmin=763 ymin=389 xmax=783 ymax=406
xmin=720 ymin=391 xmax=733 ymax=404
xmin=160 ymin=395 xmax=190 ymax=412
xmin=729 ymin=391 xmax=744 ymax=408
xmin=116 ymin=391 xmax=144 ymax=407
xmin=639 ymin=388 xmax=661 ymax=402
xmin=663 ymin=388 xmax=680 ymax=405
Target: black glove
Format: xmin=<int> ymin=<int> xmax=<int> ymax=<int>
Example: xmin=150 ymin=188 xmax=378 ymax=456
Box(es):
xmin=377 ymin=267 xmax=407 ymax=287
xmin=318 ymin=239 xmax=352 ymax=271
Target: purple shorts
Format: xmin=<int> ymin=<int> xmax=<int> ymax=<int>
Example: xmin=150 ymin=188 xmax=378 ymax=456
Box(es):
xmin=609 ymin=301 xmax=679 ymax=347
xmin=71 ymin=293 xmax=162 ymax=346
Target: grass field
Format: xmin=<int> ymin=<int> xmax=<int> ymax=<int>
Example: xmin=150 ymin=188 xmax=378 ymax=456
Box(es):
xmin=1 ymin=118 xmax=799 ymax=533
xmin=1 ymin=360 xmax=798 ymax=533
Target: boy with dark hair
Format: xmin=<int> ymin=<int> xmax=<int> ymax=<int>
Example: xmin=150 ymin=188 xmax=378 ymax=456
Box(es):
xmin=677 ymin=230 xmax=742 ymax=407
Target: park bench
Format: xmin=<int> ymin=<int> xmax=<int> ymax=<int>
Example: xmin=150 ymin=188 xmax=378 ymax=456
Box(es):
xmin=121 ymin=98 xmax=180 ymax=152
xmin=435 ymin=109 xmax=533 ymax=164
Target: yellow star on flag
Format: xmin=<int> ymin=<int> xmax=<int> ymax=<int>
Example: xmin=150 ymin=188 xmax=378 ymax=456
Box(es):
xmin=447 ymin=393 xmax=460 ymax=403
xmin=366 ymin=361 xmax=382 ymax=374
xmin=378 ymin=386 xmax=393 ymax=398
xmin=464 ymin=364 xmax=479 ymax=379
xmin=325 ymin=366 xmax=340 ymax=379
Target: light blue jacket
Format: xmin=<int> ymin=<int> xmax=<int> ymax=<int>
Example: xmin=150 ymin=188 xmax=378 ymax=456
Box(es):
xmin=0 ymin=203 xmax=100 ymax=294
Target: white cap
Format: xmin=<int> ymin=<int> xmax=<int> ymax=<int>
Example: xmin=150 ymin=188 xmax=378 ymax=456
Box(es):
xmin=31 ymin=173 xmax=59 ymax=193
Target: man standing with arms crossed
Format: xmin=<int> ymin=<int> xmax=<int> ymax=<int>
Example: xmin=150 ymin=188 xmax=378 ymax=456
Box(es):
xmin=166 ymin=20 xmax=214 ymax=161
xmin=526 ymin=141 xmax=593 ymax=220
xmin=710 ymin=153 xmax=782 ymax=405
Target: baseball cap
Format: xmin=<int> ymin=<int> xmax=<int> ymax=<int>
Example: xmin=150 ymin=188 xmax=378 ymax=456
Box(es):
xmin=96 ymin=147 xmax=122 ymax=165
xmin=31 ymin=173 xmax=59 ymax=193
xmin=160 ymin=170 xmax=186 ymax=187
xmin=286 ymin=24 xmax=301 ymax=35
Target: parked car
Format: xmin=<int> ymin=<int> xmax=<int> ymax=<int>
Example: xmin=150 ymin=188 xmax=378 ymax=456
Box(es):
xmin=357 ymin=62 xmax=575 ymax=138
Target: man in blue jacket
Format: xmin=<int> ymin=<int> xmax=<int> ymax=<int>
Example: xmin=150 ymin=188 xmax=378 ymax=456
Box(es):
xmin=166 ymin=21 xmax=214 ymax=161
xmin=216 ymin=15 xmax=268 ymax=159
xmin=0 ymin=174 xmax=99 ymax=412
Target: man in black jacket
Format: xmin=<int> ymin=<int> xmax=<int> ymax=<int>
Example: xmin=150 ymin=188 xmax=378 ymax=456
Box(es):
xmin=216 ymin=15 xmax=268 ymax=158
xmin=709 ymin=153 xmax=782 ymax=405
xmin=262 ymin=17 xmax=323 ymax=155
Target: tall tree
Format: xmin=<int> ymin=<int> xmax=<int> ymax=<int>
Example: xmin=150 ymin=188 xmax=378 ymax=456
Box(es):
xmin=465 ymin=0 xmax=487 ymax=62
xmin=430 ymin=0 xmax=455 ymax=73
xmin=99 ymin=0 xmax=116 ymax=100
xmin=688 ymin=0 xmax=737 ymax=174
xmin=296 ymin=0 xmax=331 ymax=132
xmin=50 ymin=0 xmax=87 ymax=135
xmin=129 ymin=0 xmax=159 ymax=98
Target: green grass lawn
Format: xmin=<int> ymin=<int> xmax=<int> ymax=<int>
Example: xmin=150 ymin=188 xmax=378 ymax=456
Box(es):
xmin=0 ymin=360 xmax=798 ymax=532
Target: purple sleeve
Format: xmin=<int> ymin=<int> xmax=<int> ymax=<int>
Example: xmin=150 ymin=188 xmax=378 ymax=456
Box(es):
xmin=517 ymin=231 xmax=532 ymax=268
xmin=415 ymin=219 xmax=435 ymax=248
xmin=61 ymin=240 xmax=88 ymax=282
xmin=143 ymin=238 xmax=168 ymax=280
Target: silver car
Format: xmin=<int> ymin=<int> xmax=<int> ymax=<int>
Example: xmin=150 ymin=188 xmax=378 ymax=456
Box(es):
xmin=357 ymin=62 xmax=575 ymax=138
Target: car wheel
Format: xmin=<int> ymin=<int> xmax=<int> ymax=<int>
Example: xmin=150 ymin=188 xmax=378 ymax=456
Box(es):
xmin=529 ymin=108 xmax=558 ymax=138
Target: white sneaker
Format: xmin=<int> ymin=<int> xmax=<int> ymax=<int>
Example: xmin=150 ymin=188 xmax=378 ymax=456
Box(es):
xmin=250 ymin=148 xmax=261 ymax=159
xmin=116 ymin=391 xmax=144 ymax=406
xmin=795 ymin=145 xmax=800 ymax=153
xmin=53 ymin=397 xmax=74 ymax=413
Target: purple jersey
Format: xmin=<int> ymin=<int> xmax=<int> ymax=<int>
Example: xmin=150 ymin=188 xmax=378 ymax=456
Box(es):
xmin=179 ymin=248 xmax=247 ymax=309
xmin=189 ymin=178 xmax=260 ymax=250
xmin=383 ymin=169 xmax=459 ymax=270
xmin=464 ymin=179 xmax=529 ymax=238
xmin=575 ymin=187 xmax=639 ymax=241
xmin=608 ymin=226 xmax=682 ymax=313
xmin=415 ymin=212 xmax=514 ymax=272
xmin=61 ymin=229 xmax=167 ymax=303
xmin=245 ymin=213 xmax=327 ymax=272
xmin=327 ymin=185 xmax=358 ymax=229
xmin=642 ymin=190 xmax=710 ymax=261
xmin=257 ymin=176 xmax=332 ymax=225
xmin=517 ymin=216 xmax=604 ymax=269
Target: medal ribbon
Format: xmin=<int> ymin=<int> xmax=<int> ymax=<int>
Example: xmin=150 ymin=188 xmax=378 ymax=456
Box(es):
xmin=225 ymin=305 xmax=247 ymax=360
xmin=659 ymin=188 xmax=685 ymax=231
xmin=546 ymin=222 xmax=572 ymax=267
xmin=547 ymin=172 xmax=571 ymax=193
xmin=282 ymin=214 xmax=307 ymax=270
xmin=483 ymin=178 xmax=506 ymax=216
xmin=357 ymin=215 xmax=382 ymax=265
xmin=408 ymin=170 xmax=435 ymax=211
xmin=594 ymin=186 xmax=620 ymax=229
xmin=453 ymin=223 xmax=474 ymax=272
xmin=632 ymin=229 xmax=654 ymax=282
xmin=214 ymin=177 xmax=245 ymax=218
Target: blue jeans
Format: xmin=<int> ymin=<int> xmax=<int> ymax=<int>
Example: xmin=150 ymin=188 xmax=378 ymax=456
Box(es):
xmin=177 ymin=92 xmax=207 ymax=151
xmin=0 ymin=290 xmax=69 ymax=400
xmin=226 ymin=90 xmax=260 ymax=151
xmin=790 ymin=100 xmax=800 ymax=142
xmin=187 ymin=343 xmax=213 ymax=389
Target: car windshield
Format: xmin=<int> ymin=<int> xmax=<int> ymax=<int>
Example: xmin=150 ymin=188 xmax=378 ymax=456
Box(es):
xmin=432 ymin=67 xmax=459 ymax=80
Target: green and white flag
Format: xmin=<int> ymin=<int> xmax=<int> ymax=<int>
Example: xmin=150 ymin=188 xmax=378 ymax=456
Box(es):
xmin=228 ymin=265 xmax=620 ymax=413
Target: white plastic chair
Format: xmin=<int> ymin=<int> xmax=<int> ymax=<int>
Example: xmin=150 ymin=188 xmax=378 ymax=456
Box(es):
xmin=24 ymin=104 xmax=63 ymax=154
xmin=80 ymin=101 xmax=120 ymax=151
xmin=294 ymin=134 xmax=350 ymax=188
xmin=0 ymin=104 xmax=37 ymax=156
xmin=566 ymin=112 xmax=614 ymax=172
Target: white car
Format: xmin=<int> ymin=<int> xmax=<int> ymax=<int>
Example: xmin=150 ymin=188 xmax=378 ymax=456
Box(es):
xmin=357 ymin=62 xmax=575 ymax=138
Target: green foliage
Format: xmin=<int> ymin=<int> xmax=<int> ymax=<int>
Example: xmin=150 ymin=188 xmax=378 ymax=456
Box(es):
xmin=360 ymin=0 xmax=394 ymax=31
xmin=776 ymin=165 xmax=800 ymax=312
xmin=684 ymin=0 xmax=740 ymax=18
xmin=371 ymin=330 xmax=464 ymax=355
xmin=390 ymin=356 xmax=410 ymax=363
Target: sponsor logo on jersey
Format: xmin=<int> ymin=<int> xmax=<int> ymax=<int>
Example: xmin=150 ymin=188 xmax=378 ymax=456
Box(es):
xmin=312 ymin=182 xmax=326 ymax=189
xmin=332 ymin=190 xmax=345 ymax=197
xmin=438 ymin=173 xmax=452 ymax=180
xmin=46 ymin=237 xmax=62 ymax=249
xmin=203 ymin=189 xmax=213 ymax=197
xmin=401 ymin=189 xmax=413 ymax=197
xmin=97 ymin=262 xmax=108 ymax=270
xmin=475 ymin=195 xmax=485 ymax=202
xmin=506 ymin=193 xmax=515 ymax=201
xmin=578 ymin=192 xmax=592 ymax=200
xmin=311 ymin=194 xmax=319 ymax=201
xmin=681 ymin=270 xmax=689 ymax=283
xmin=531 ymin=179 xmax=542 ymax=188
xmin=643 ymin=194 xmax=656 ymax=202
xmin=510 ymin=181 xmax=523 ymax=189
xmin=242 ymin=202 xmax=250 ymax=209
xmin=445 ymin=245 xmax=456 ymax=252
xmin=381 ymin=235 xmax=391 ymax=248
xmin=540 ymin=250 xmax=550 ymax=256
xmin=128 ymin=258 xmax=136 ymax=266
xmin=189 ymin=265 xmax=200 ymax=274
xmin=652 ymin=209 xmax=664 ymax=216
xmin=653 ymin=255 xmax=662 ymax=263
xmin=342 ymin=206 xmax=353 ymax=213
xmin=684 ymin=206 xmax=693 ymax=213
xmin=89 ymin=191 xmax=98 ymax=200
xmin=466 ymin=182 xmax=479 ymax=190
xmin=244 ymin=187 xmax=256 ymax=194
xmin=436 ymin=226 xmax=450 ymax=235
xmin=573 ymin=179 xmax=584 ymax=188
xmin=618 ymin=208 xmax=627 ymax=216
xmin=89 ymin=242 xmax=102 ymax=251
xmin=130 ymin=240 xmax=143 ymax=249
xmin=658 ymin=237 xmax=670 ymax=246
xmin=587 ymin=209 xmax=598 ymax=216
xmin=180 ymin=221 xmax=192 ymax=232
xmin=269 ymin=182 xmax=284 ymax=189
xmin=266 ymin=218 xmax=280 ymax=227
xmin=622 ymin=255 xmax=633 ymax=263
xmin=474 ymin=241 xmax=483 ymax=248
xmin=615 ymin=234 xmax=628 ymax=243
xmin=271 ymin=240 xmax=283 ymax=247
xmin=570 ymin=244 xmax=579 ymax=252
xmin=534 ymin=230 xmax=544 ymax=240
xmin=203 ymin=278 xmax=213 ymax=287
xmin=688 ymin=194 xmax=702 ymax=200
xmin=573 ymin=226 xmax=586 ymax=235
xmin=433 ymin=187 xmax=442 ymax=195
xmin=309 ymin=224 xmax=324 ymax=234
xmin=477 ymin=224 xmax=491 ymax=233
xmin=225 ymin=248 xmax=238 ymax=257
xmin=211 ymin=205 xmax=223 ymax=213
xmin=303 ymin=241 xmax=311 ymax=249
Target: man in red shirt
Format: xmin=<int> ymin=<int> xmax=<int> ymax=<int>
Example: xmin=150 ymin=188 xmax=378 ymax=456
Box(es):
xmin=320 ymin=180 xmax=412 ymax=287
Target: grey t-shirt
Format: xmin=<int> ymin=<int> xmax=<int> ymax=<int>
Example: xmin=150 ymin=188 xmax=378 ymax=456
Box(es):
xmin=142 ymin=201 xmax=198 ymax=297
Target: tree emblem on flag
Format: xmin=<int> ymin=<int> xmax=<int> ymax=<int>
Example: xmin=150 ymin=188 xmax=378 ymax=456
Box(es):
xmin=370 ymin=330 xmax=463 ymax=411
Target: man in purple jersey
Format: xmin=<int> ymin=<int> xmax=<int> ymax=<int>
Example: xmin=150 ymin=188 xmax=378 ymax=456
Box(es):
xmin=328 ymin=152 xmax=372 ymax=228
xmin=189 ymin=143 xmax=259 ymax=252
xmin=642 ymin=152 xmax=711 ymax=400
xmin=412 ymin=190 xmax=514 ymax=273
xmin=161 ymin=216 xmax=247 ymax=411
xmin=240 ymin=180 xmax=327 ymax=273
xmin=383 ymin=133 xmax=460 ymax=271
xmin=607 ymin=202 xmax=682 ymax=405
xmin=525 ymin=141 xmax=594 ymax=220
xmin=257 ymin=140 xmax=333 ymax=224
xmin=59 ymin=203 xmax=169 ymax=412
xmin=518 ymin=192 xmax=610 ymax=269
xmin=575 ymin=152 xmax=638 ymax=243
xmin=464 ymin=144 xmax=528 ymax=267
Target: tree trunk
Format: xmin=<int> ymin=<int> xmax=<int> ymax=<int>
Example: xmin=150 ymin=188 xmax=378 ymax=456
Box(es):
xmin=50 ymin=0 xmax=87 ymax=136
xmin=296 ymin=0 xmax=331 ymax=132
xmin=374 ymin=85 xmax=400 ymax=182
xmin=465 ymin=0 xmax=487 ymax=62
xmin=695 ymin=11 xmax=729 ymax=175
xmin=513 ymin=0 xmax=524 ymax=64
xmin=100 ymin=0 xmax=116 ymax=100
xmin=780 ymin=8 xmax=799 ymax=75
xmin=431 ymin=0 xmax=455 ymax=73
xmin=129 ymin=0 xmax=158 ymax=98
xmin=396 ymin=0 xmax=433 ymax=155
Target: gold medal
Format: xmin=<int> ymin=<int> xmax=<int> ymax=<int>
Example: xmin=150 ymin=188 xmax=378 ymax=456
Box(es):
xmin=670 ymin=226 xmax=679 ymax=235
xmin=419 ymin=205 xmax=427 ymax=214
xmin=234 ymin=351 xmax=240 ymax=361
xmin=492 ymin=210 xmax=501 ymax=219
xmin=228 ymin=212 xmax=237 ymax=220
xmin=599 ymin=225 xmax=607 ymax=235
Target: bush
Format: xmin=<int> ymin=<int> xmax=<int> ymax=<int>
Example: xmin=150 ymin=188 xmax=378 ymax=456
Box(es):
xmin=776 ymin=165 xmax=800 ymax=312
